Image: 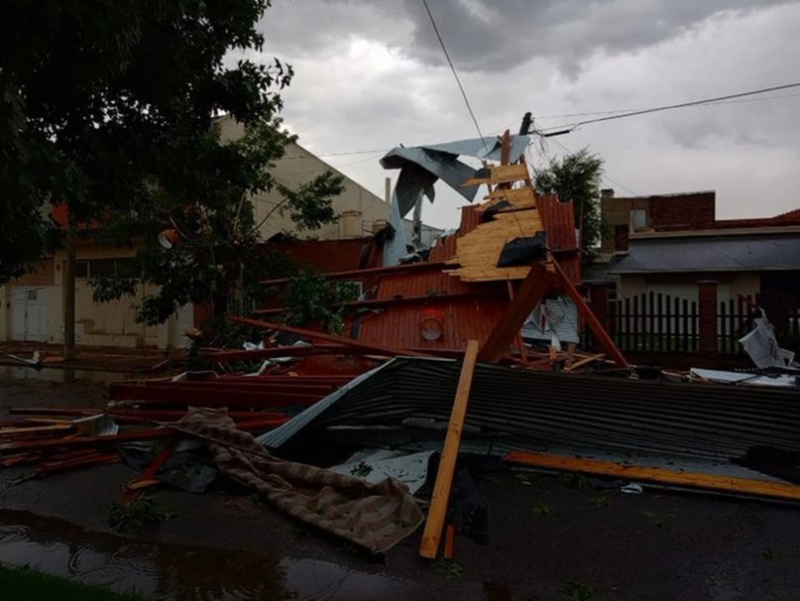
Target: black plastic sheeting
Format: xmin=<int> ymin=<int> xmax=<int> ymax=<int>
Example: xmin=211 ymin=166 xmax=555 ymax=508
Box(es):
xmin=262 ymin=358 xmax=800 ymax=461
xmin=496 ymin=233 xmax=548 ymax=267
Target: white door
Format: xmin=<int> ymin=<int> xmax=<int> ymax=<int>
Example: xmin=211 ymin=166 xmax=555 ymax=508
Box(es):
xmin=171 ymin=303 xmax=195 ymax=349
xmin=11 ymin=288 xmax=48 ymax=342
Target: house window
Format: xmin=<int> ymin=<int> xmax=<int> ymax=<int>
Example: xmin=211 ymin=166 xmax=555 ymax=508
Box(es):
xmin=78 ymin=259 xmax=139 ymax=279
xmin=26 ymin=290 xmax=38 ymax=302
xmin=75 ymin=261 xmax=89 ymax=279
xmin=91 ymin=259 xmax=117 ymax=278
xmin=630 ymin=209 xmax=647 ymax=230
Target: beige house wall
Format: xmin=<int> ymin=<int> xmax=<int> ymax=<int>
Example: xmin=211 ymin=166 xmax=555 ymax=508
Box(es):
xmin=1 ymin=120 xmax=392 ymax=349
xmin=217 ymin=116 xmax=389 ymax=241
xmin=616 ymin=272 xmax=761 ymax=305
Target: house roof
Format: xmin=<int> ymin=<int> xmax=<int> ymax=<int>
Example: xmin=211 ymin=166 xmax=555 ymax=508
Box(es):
xmin=608 ymin=232 xmax=800 ymax=274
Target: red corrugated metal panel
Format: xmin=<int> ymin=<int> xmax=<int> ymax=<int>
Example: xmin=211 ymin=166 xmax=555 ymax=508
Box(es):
xmin=354 ymin=295 xmax=509 ymax=350
xmin=270 ymin=239 xmax=368 ymax=273
xmin=538 ymin=194 xmax=582 ymax=284
xmin=429 ymin=234 xmax=457 ymax=262
xmin=375 ymin=269 xmax=478 ymax=300
xmin=460 ymin=204 xmax=482 ymax=235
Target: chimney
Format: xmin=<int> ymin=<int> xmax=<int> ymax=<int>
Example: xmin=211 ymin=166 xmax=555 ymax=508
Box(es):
xmin=601 ymin=188 xmax=615 ymax=201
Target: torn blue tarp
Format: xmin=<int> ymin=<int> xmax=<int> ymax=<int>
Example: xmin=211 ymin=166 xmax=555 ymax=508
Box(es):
xmin=380 ymin=134 xmax=530 ymax=265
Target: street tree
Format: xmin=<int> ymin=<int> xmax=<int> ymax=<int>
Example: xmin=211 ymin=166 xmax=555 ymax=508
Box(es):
xmin=0 ymin=0 xmax=343 ymax=351
xmin=535 ymin=148 xmax=605 ymax=260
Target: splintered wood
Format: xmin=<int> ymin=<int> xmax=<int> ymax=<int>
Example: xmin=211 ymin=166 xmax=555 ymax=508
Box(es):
xmin=483 ymin=186 xmax=537 ymax=210
xmin=448 ymin=164 xmax=546 ymax=283
xmin=446 ymin=209 xmax=544 ymax=281
xmin=461 ymin=164 xmax=530 ymax=187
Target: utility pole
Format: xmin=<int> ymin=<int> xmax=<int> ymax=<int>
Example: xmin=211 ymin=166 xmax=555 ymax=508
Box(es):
xmin=519 ymin=111 xmax=533 ymax=136
xmin=63 ymin=218 xmax=76 ymax=360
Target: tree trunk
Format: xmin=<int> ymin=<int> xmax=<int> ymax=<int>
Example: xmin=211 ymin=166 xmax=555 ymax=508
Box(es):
xmin=63 ymin=226 xmax=76 ymax=360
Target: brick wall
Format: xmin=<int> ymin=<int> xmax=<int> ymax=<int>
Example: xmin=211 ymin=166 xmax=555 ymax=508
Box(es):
xmin=12 ymin=259 xmax=55 ymax=287
xmin=649 ymin=192 xmax=716 ymax=230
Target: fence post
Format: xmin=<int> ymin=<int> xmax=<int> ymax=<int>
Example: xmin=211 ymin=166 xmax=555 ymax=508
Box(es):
xmin=698 ymin=280 xmax=718 ymax=357
xmin=588 ymin=285 xmax=609 ymax=352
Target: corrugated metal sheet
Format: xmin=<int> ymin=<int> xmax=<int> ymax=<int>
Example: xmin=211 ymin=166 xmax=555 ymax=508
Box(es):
xmin=375 ymin=269 xmax=481 ymax=300
xmin=429 ymin=234 xmax=457 ymax=262
xmin=260 ymin=357 xmax=800 ymax=461
xmin=353 ymin=297 xmax=508 ymax=350
xmin=269 ymin=239 xmax=368 ymax=273
xmin=537 ymin=194 xmax=581 ymax=284
xmin=522 ymin=297 xmax=580 ymax=344
xmin=609 ymin=233 xmax=800 ymax=274
xmin=460 ymin=205 xmax=483 ymax=236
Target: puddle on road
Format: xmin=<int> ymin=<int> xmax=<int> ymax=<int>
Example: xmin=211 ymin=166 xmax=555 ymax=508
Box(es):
xmin=0 ymin=511 xmax=482 ymax=600
xmin=1 ymin=365 xmax=125 ymax=383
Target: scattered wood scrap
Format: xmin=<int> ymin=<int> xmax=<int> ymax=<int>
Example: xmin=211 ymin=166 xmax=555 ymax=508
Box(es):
xmin=504 ymin=450 xmax=800 ymax=503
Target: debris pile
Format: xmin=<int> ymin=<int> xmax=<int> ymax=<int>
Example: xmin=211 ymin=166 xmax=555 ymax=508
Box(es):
xmin=2 ymin=131 xmax=799 ymax=564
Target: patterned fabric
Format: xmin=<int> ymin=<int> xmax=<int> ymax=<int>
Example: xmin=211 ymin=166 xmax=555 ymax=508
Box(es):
xmin=172 ymin=408 xmax=424 ymax=554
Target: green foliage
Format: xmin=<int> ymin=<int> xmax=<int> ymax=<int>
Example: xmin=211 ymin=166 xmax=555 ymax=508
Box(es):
xmin=535 ymin=148 xmax=605 ymax=261
xmin=433 ymin=559 xmax=465 ymax=580
xmin=282 ymin=272 xmax=359 ymax=334
xmin=558 ymin=579 xmax=601 ymax=601
xmin=107 ymin=494 xmax=175 ymax=534
xmin=0 ymin=0 xmax=345 ymax=320
xmin=0 ymin=563 xmax=145 ymax=601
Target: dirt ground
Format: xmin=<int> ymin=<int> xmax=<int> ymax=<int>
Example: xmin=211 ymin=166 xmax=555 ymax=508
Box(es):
xmin=1 ymin=375 xmax=799 ymax=600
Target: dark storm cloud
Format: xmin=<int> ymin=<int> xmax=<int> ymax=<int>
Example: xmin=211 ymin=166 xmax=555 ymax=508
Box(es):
xmin=260 ymin=0 xmax=793 ymax=73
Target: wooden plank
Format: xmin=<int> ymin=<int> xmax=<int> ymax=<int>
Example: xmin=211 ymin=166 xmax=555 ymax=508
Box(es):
xmin=504 ymin=450 xmax=800 ymax=503
xmin=564 ymin=353 xmax=605 ymax=372
xmin=478 ymin=264 xmax=553 ymax=363
xmin=419 ymin=340 xmax=480 ymax=560
xmin=228 ymin=316 xmax=433 ymax=359
xmin=0 ymin=418 xmax=286 ymax=454
xmin=443 ymin=524 xmax=456 ymax=560
xmin=484 ymin=187 xmax=536 ymax=204
xmin=461 ymin=164 xmax=530 ymax=187
xmin=552 ymin=260 xmax=628 ymax=368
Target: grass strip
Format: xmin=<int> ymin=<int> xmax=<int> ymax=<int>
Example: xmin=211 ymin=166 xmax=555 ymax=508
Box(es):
xmin=0 ymin=562 xmax=145 ymax=601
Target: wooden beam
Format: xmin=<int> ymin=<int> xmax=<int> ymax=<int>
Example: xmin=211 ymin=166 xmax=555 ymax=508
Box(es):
xmin=227 ymin=315 xmax=434 ymax=359
xmin=499 ymin=130 xmax=511 ymax=166
xmin=564 ymin=353 xmax=605 ymax=372
xmin=0 ymin=417 xmax=286 ymax=454
xmin=504 ymin=450 xmax=800 ymax=503
xmin=551 ymin=259 xmax=628 ymax=368
xmin=477 ymin=263 xmax=553 ymax=363
xmin=260 ymin=260 xmax=448 ymax=286
xmin=251 ymin=290 xmax=498 ymax=317
xmin=419 ymin=340 xmax=480 ymax=560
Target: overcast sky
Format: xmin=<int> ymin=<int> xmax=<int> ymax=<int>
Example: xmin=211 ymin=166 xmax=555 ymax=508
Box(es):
xmin=253 ymin=0 xmax=800 ymax=229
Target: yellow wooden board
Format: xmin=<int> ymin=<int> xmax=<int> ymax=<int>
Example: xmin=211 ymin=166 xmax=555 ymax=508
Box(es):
xmin=483 ymin=187 xmax=537 ymax=210
xmin=419 ymin=340 xmax=480 ymax=560
xmin=447 ymin=208 xmax=544 ymax=282
xmin=505 ymin=450 xmax=800 ymax=502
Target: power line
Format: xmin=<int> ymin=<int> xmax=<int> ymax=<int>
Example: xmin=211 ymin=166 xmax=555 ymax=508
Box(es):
xmin=534 ymin=92 xmax=800 ymax=120
xmin=538 ymin=82 xmax=800 ymax=133
xmin=281 ymin=148 xmax=388 ymax=160
xmin=421 ymin=0 xmax=487 ymax=148
xmin=538 ymin=130 xmax=643 ymax=198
